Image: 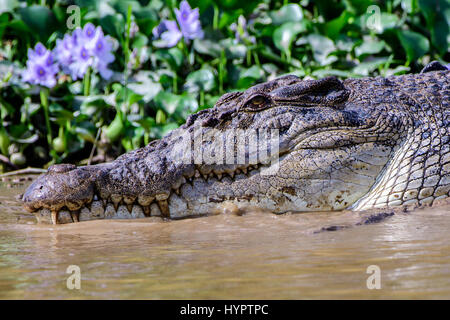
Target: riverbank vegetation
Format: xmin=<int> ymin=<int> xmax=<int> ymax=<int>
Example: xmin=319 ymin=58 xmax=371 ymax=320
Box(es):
xmin=0 ymin=0 xmax=448 ymax=172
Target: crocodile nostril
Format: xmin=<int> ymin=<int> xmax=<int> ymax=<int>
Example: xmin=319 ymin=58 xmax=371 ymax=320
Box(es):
xmin=48 ymin=164 xmax=76 ymax=173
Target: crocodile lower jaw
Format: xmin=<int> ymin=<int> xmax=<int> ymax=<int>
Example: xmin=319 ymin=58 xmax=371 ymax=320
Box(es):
xmin=32 ymin=164 xmax=264 ymax=224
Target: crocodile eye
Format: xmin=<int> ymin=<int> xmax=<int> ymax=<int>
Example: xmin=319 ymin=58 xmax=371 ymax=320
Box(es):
xmin=243 ymin=95 xmax=270 ymax=111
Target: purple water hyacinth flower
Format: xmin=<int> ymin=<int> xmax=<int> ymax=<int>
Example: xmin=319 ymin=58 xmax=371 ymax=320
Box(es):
xmin=127 ymin=21 xmax=139 ymax=39
xmin=54 ymin=34 xmax=75 ymax=73
xmin=71 ymin=27 xmax=83 ymax=45
xmin=93 ymin=37 xmax=115 ymax=80
xmin=446 ymin=64 xmax=450 ymax=70
xmin=82 ymin=23 xmax=97 ymax=42
xmin=152 ymin=20 xmax=182 ymax=48
xmin=22 ymin=43 xmax=58 ymax=88
xmin=68 ymin=44 xmax=93 ymax=80
xmin=151 ymin=1 xmax=203 ymax=48
xmin=230 ymin=15 xmax=256 ymax=44
xmin=85 ymin=26 xmax=115 ymax=79
xmin=27 ymin=43 xmax=47 ymax=61
xmin=53 ymin=24 xmax=115 ymax=80
xmin=175 ymin=0 xmax=204 ymax=41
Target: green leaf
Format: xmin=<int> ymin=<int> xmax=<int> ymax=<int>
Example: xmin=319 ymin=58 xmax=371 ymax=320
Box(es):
xmin=193 ymin=38 xmax=223 ymax=58
xmin=19 ymin=5 xmax=58 ymax=41
xmin=74 ymin=127 xmax=96 ymax=144
xmin=134 ymin=117 xmax=155 ymax=131
xmin=273 ymin=22 xmax=307 ymax=57
xmin=127 ymin=71 xmax=163 ymax=103
xmin=79 ymin=95 xmax=112 ymax=116
xmin=401 ymin=0 xmax=418 ymax=13
xmin=154 ymin=91 xmax=181 ymax=114
xmin=155 ymin=109 xmax=166 ymax=124
xmin=343 ymin=0 xmax=373 ymax=14
xmin=221 ymin=39 xmax=246 ymax=59
xmin=105 ymin=113 xmax=124 ymax=142
xmin=306 ymin=34 xmax=337 ymax=66
xmin=49 ymin=103 xmax=74 ymax=125
xmin=111 ymin=0 xmax=142 ymax=17
xmin=154 ymin=47 xmax=184 ymax=69
xmin=132 ymin=32 xmax=149 ymax=49
xmin=184 ymin=68 xmax=216 ymax=93
xmin=151 ymin=123 xmax=179 ymax=139
xmin=312 ymin=69 xmax=353 ymax=78
xmin=115 ymin=86 xmax=143 ymax=106
xmin=12 ymin=133 xmax=39 ymax=144
xmin=418 ymin=0 xmax=449 ymax=55
xmin=352 ymin=57 xmax=390 ymax=76
xmin=325 ymin=11 xmax=353 ymax=40
xmin=384 ymin=65 xmax=411 ymax=76
xmin=396 ymin=30 xmax=430 ymax=62
xmin=270 ymin=4 xmax=303 ymax=25
xmin=354 ymin=39 xmax=386 ymax=58
xmin=378 ymin=13 xmax=400 ymax=31
xmin=74 ymin=121 xmax=97 ymax=144
xmin=236 ymin=65 xmax=264 ymax=88
xmin=175 ymin=93 xmax=199 ymax=118
xmin=0 ymin=0 xmax=19 ymax=14
xmin=100 ymin=14 xmax=125 ymax=41
xmin=0 ymin=127 xmax=10 ymax=156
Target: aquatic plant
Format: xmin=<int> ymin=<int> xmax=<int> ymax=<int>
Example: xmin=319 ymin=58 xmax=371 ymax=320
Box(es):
xmin=0 ymin=0 xmax=447 ymax=172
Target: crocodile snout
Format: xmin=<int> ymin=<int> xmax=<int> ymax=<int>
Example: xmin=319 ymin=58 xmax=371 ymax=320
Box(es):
xmin=22 ymin=165 xmax=96 ymax=218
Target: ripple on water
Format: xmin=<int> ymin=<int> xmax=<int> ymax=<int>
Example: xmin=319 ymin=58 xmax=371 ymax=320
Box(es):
xmin=0 ymin=178 xmax=450 ymax=299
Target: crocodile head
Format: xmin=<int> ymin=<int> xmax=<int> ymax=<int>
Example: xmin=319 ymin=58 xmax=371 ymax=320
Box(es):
xmin=22 ymin=69 xmax=450 ymax=224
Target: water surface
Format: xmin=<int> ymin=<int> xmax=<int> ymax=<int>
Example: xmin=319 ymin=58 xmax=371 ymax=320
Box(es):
xmin=1 ymin=178 xmax=449 ymax=299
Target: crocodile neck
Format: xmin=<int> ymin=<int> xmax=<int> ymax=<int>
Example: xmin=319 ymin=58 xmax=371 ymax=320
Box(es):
xmin=353 ymin=72 xmax=449 ymax=209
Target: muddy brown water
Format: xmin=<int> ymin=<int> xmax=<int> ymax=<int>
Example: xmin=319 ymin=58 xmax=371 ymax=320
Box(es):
xmin=0 ymin=177 xmax=449 ymax=299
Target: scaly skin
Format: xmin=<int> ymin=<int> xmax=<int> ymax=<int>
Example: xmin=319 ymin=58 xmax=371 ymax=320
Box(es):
xmin=22 ymin=62 xmax=450 ymax=224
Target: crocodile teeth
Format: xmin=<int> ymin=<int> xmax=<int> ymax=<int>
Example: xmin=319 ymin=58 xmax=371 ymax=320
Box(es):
xmin=242 ymin=167 xmax=248 ymax=174
xmin=111 ymin=194 xmax=122 ymax=211
xmin=123 ymin=196 xmax=136 ymax=205
xmin=51 ymin=211 xmax=58 ymax=225
xmin=142 ymin=206 xmax=151 ymax=217
xmin=66 ymin=201 xmax=81 ymax=211
xmin=216 ymin=173 xmax=222 ymax=180
xmin=137 ymin=195 xmax=154 ymax=207
xmin=157 ymin=200 xmax=170 ymax=217
xmin=155 ymin=193 xmax=169 ymax=201
xmin=70 ymin=210 xmax=80 ymax=222
xmin=194 ymin=170 xmax=201 ymax=178
xmin=126 ymin=204 xmax=133 ymax=214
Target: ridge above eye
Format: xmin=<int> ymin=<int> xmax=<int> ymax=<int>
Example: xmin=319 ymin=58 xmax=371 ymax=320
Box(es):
xmin=242 ymin=94 xmax=271 ymax=111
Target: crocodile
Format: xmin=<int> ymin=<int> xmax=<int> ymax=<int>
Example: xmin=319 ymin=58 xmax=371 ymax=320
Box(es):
xmin=22 ymin=62 xmax=450 ymax=224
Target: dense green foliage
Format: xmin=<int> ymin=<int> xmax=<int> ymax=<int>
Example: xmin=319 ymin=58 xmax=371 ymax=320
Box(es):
xmin=0 ymin=0 xmax=448 ymax=171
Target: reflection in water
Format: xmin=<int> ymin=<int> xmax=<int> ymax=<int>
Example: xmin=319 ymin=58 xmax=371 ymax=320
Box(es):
xmin=0 ymin=180 xmax=449 ymax=299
